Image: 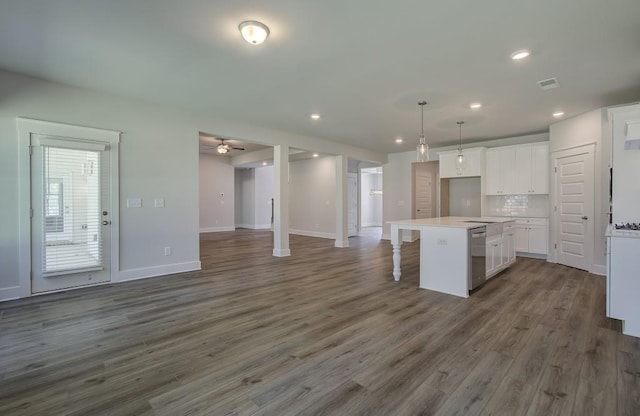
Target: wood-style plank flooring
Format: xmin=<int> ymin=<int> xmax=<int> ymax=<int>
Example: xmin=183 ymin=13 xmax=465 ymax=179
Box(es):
xmin=1 ymin=229 xmax=639 ymax=415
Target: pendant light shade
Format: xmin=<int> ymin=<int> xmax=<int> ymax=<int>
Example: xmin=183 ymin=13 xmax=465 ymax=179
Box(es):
xmin=455 ymin=121 xmax=466 ymax=172
xmin=416 ymin=101 xmax=429 ymax=162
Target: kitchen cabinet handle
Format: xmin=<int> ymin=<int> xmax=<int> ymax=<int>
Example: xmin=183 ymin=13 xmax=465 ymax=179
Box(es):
xmin=582 ymin=216 xmax=588 ymax=220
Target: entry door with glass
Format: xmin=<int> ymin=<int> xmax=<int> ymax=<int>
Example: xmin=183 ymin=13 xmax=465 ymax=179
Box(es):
xmin=31 ymin=135 xmax=112 ymax=293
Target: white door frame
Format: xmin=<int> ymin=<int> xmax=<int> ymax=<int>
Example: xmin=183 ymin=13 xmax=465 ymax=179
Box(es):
xmin=18 ymin=118 xmax=121 ymax=297
xmin=549 ymin=142 xmax=596 ymax=271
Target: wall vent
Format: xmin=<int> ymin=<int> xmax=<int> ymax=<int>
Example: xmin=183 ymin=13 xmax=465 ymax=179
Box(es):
xmin=537 ymin=77 xmax=559 ymax=90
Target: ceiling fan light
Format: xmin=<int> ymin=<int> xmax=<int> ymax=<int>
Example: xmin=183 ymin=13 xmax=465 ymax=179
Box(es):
xmin=217 ymin=144 xmax=229 ymax=154
xmin=239 ymin=20 xmax=270 ymax=45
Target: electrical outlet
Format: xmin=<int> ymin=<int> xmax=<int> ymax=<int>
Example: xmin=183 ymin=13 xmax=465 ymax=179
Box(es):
xmin=164 ymin=247 xmax=172 ymax=256
xmin=154 ymin=198 xmax=165 ymax=208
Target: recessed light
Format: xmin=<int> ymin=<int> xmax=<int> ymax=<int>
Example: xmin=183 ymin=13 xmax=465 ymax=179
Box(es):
xmin=470 ymin=102 xmax=482 ymax=109
xmin=553 ymin=111 xmax=565 ymax=118
xmin=312 ymin=153 xmax=319 ymax=158
xmin=238 ymin=20 xmax=270 ymax=45
xmin=511 ymin=49 xmax=531 ymax=60
xmin=262 ymin=161 xmax=268 ymax=166
xmin=394 ymin=137 xmax=403 ymax=144
xmin=310 ymin=114 xmax=321 ymax=120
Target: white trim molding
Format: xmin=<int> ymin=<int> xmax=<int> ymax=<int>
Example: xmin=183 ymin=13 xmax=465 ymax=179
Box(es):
xmin=200 ymin=226 xmax=236 ymax=233
xmin=272 ymin=248 xmax=291 ymax=257
xmin=116 ymin=261 xmax=201 ymax=282
xmin=17 ymin=117 xmax=121 ymax=298
xmin=289 ymin=229 xmax=335 ymax=239
xmin=0 ymin=286 xmax=21 ymax=302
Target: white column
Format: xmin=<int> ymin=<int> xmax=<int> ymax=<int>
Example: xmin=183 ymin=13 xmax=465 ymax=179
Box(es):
xmin=335 ymin=155 xmax=349 ymax=248
xmin=273 ymin=145 xmax=291 ymax=257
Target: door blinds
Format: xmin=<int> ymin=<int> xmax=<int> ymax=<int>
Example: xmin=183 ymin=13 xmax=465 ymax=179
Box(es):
xmin=41 ymin=145 xmax=103 ymax=276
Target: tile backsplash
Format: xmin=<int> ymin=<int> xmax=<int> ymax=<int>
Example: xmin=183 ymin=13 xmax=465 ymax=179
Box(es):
xmin=486 ymin=194 xmax=549 ymax=218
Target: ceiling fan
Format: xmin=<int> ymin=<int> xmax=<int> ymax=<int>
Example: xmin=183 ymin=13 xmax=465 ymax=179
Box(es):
xmin=203 ymin=138 xmax=245 ymax=154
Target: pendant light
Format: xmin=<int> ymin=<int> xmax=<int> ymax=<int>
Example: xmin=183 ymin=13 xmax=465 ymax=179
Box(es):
xmin=416 ymin=101 xmax=429 ymax=162
xmin=455 ymin=121 xmax=466 ymax=173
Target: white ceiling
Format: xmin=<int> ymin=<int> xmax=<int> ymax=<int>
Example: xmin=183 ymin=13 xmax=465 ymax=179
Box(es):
xmin=1 ymin=1 xmax=639 ymax=154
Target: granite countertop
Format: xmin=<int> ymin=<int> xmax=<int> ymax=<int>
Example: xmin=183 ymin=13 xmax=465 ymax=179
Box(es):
xmin=387 ymin=216 xmax=517 ymax=229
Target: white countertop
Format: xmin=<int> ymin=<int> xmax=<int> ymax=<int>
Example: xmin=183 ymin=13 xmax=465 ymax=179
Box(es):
xmin=387 ymin=216 xmax=516 ymax=229
xmin=606 ymin=224 xmax=640 ymax=239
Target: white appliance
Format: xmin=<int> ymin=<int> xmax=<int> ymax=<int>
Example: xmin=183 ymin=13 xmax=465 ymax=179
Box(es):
xmin=607 ymin=103 xmax=640 ymax=338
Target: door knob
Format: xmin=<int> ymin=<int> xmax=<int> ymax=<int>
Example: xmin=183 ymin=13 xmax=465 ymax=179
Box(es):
xmin=581 ymin=216 xmax=588 ymax=220
xmin=102 ymin=211 xmax=108 ymax=216
xmin=102 ymin=220 xmax=111 ymax=225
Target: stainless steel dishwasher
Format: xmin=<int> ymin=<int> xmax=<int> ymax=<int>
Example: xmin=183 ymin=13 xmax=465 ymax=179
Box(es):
xmin=469 ymin=226 xmax=487 ymax=290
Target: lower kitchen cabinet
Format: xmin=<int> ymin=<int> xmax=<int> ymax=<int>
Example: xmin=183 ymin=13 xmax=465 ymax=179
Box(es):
xmin=514 ymin=218 xmax=547 ymax=255
xmin=486 ymin=235 xmax=503 ymax=278
xmin=503 ymin=228 xmax=516 ymax=265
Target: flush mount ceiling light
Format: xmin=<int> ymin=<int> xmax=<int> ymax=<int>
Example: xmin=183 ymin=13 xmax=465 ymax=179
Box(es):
xmin=553 ymin=111 xmax=565 ymax=118
xmin=470 ymin=102 xmax=482 ymax=110
xmin=313 ymin=153 xmax=319 ymax=158
xmin=238 ymin=20 xmax=270 ymax=45
xmin=394 ymin=137 xmax=403 ymax=143
xmin=262 ymin=161 xmax=268 ymax=166
xmin=511 ymin=49 xmax=531 ymax=60
xmin=455 ymin=121 xmax=466 ymax=173
xmin=310 ymin=113 xmax=321 ymax=120
xmin=416 ymin=101 xmax=429 ymax=162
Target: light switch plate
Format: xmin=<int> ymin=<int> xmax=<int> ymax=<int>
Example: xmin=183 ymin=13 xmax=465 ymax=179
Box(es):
xmin=127 ymin=198 xmax=142 ymax=208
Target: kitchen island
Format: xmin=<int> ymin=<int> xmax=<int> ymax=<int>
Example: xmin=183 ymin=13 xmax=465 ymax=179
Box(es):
xmin=387 ymin=216 xmax=516 ymax=297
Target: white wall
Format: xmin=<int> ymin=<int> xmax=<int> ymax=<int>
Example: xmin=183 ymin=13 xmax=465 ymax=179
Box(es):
xmin=254 ymin=166 xmax=274 ymax=228
xmin=382 ymin=151 xmax=415 ymax=240
xmin=0 ymin=69 xmax=384 ymax=298
xmin=234 ymin=169 xmax=255 ymax=228
xmin=199 ymin=154 xmax=234 ymax=232
xmin=549 ymin=108 xmax=609 ymax=274
xmin=447 ymin=177 xmax=481 ymax=217
xmin=289 ymin=156 xmax=336 ymax=238
xmin=361 ymin=172 xmax=382 ymax=226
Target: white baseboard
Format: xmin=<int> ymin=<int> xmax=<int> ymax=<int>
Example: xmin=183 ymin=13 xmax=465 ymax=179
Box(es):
xmin=361 ymin=222 xmax=383 ymax=227
xmin=289 ymin=229 xmax=335 ymax=239
xmin=0 ymin=286 xmax=21 ymax=302
xmin=200 ymin=226 xmax=235 ymax=233
xmin=116 ymin=261 xmax=201 ymax=283
xmin=591 ymin=264 xmax=606 ymax=276
xmin=235 ymin=224 xmax=272 ymax=230
xmin=272 ymin=248 xmax=291 ymax=257
xmin=516 ymin=252 xmax=547 ymax=260
xmin=334 ymin=240 xmax=349 ymax=248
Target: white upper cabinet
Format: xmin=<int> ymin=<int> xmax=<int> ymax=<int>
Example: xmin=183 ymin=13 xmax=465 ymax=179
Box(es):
xmin=486 ymin=142 xmax=549 ymax=195
xmin=438 ymin=147 xmax=485 ymax=178
xmin=485 ymin=147 xmax=516 ymax=195
xmin=515 ymin=143 xmax=549 ymax=194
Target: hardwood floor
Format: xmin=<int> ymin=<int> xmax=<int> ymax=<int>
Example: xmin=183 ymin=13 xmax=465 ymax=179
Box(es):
xmin=1 ymin=229 xmax=639 ymax=415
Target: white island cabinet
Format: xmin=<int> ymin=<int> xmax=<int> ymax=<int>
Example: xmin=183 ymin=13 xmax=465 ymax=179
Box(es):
xmin=388 ymin=216 xmax=517 ymax=298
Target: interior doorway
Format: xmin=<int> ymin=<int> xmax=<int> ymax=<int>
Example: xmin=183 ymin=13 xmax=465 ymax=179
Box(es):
xmin=412 ymin=161 xmax=439 ymax=219
xmin=360 ymin=167 xmax=383 ymax=237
